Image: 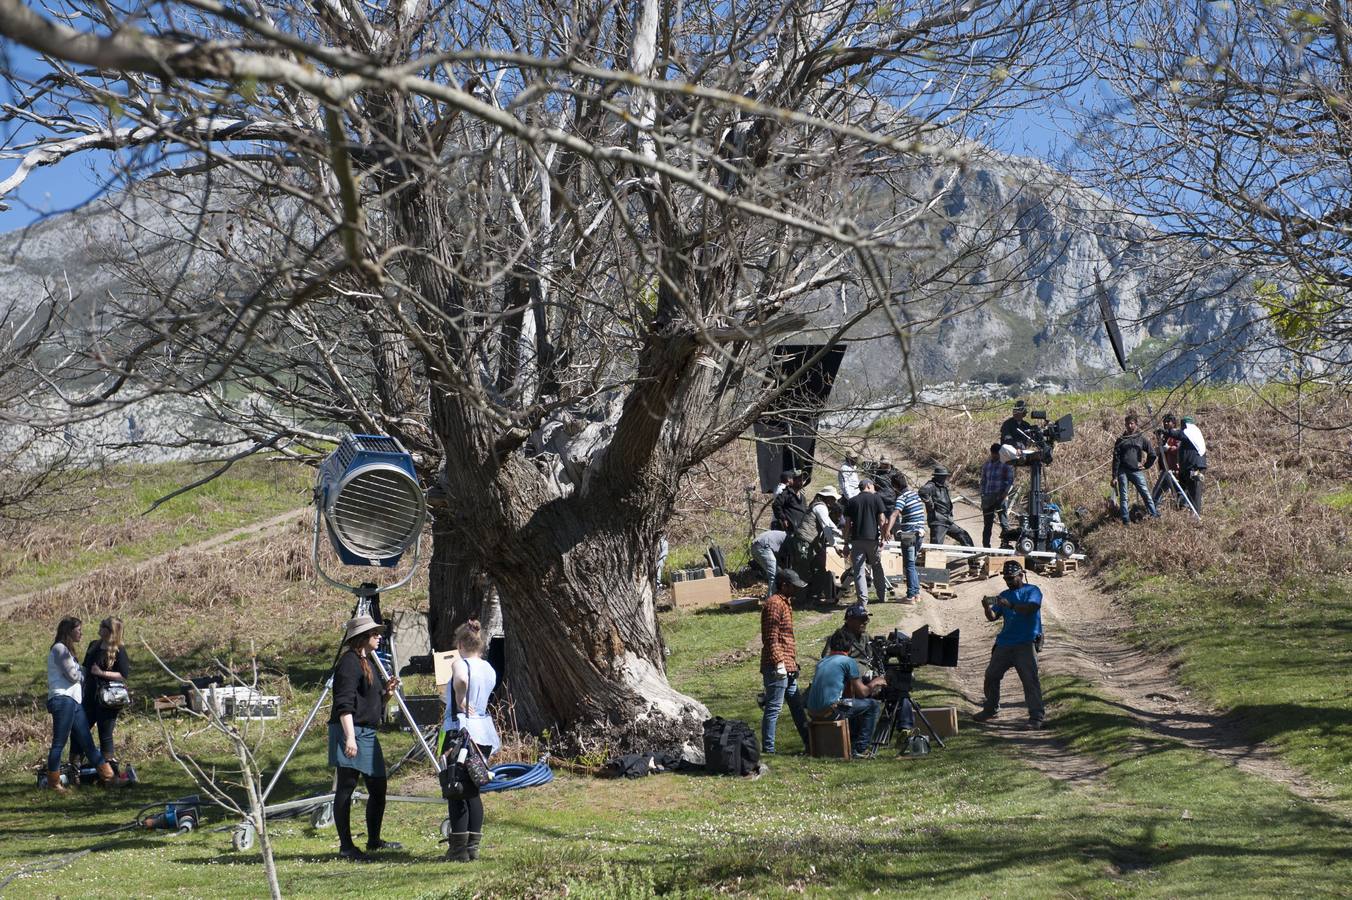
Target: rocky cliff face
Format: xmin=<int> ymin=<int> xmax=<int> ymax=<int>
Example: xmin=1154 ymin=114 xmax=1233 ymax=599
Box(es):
xmin=1 ymin=149 xmax=1276 ymax=409
xmin=813 ymin=149 xmax=1278 ymax=407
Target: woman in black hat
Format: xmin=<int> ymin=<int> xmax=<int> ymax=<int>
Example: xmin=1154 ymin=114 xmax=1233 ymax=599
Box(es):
xmin=329 ymin=615 xmax=400 ymax=862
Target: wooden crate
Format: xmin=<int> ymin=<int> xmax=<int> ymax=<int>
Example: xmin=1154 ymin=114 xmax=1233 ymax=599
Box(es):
xmin=808 ymin=719 xmax=851 ymax=759
xmin=1051 ymin=558 xmax=1080 ymax=577
xmin=918 ymin=707 xmax=959 ymax=738
xmin=985 ymin=554 xmax=1024 ymax=578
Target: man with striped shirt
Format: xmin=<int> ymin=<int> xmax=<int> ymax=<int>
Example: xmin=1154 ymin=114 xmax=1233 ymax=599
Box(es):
xmin=886 ymin=474 xmax=927 ymax=604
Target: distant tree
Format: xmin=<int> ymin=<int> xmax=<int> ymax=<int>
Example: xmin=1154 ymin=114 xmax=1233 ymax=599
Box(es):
xmin=0 ymin=0 xmax=1079 ymax=746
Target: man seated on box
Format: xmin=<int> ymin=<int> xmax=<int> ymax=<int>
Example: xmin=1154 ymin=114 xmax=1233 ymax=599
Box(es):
xmin=805 ymin=630 xmax=887 ymax=756
xmin=820 ymin=605 xmax=914 ymax=732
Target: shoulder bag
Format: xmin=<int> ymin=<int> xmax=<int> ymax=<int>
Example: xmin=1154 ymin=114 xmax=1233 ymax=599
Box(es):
xmin=438 ymin=662 xmax=492 ymax=800
xmin=99 ymin=681 xmax=131 ymax=708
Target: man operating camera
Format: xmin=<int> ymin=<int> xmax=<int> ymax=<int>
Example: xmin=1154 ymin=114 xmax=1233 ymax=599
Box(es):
xmin=973 ymin=560 xmax=1046 ymax=729
xmin=806 ymin=630 xmax=888 ymax=757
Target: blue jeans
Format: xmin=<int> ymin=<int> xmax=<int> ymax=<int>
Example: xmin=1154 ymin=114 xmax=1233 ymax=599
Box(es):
xmin=761 ymin=669 xmax=808 ymax=753
xmin=902 ymin=540 xmax=920 ymax=598
xmin=1117 ymin=470 xmax=1159 ymax=523
xmin=851 ymin=540 xmax=887 ymax=604
xmin=751 ymin=543 xmax=777 ymax=596
xmin=47 ymin=695 xmax=103 ymax=772
xmin=834 ymin=698 xmax=881 ymax=755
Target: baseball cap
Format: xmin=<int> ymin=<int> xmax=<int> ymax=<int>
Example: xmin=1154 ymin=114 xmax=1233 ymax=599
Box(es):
xmin=1002 ymin=559 xmax=1024 ymax=577
xmin=778 ymin=568 xmax=807 ymax=588
xmin=844 ymin=603 xmax=871 ymax=619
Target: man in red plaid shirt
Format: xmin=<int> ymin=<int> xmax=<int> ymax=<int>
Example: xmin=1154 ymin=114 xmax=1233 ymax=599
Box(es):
xmin=980 ymin=443 xmax=1016 ymax=548
xmin=760 ymin=568 xmax=809 ymax=753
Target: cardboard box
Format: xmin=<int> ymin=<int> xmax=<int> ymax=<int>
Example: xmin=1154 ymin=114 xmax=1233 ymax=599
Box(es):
xmin=808 ymin=719 xmax=852 ymax=759
xmin=672 ymin=574 xmax=731 ymax=609
xmin=918 ymin=707 xmax=959 ymax=738
xmin=433 ymin=650 xmax=462 ymax=688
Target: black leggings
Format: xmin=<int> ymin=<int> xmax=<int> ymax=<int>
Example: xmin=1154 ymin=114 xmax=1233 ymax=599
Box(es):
xmin=333 ymin=766 xmax=388 ymax=850
xmin=447 ymin=741 xmax=489 ymax=834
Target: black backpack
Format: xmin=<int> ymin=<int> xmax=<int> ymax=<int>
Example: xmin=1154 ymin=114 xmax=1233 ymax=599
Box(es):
xmin=702 ymin=717 xmax=760 ymax=776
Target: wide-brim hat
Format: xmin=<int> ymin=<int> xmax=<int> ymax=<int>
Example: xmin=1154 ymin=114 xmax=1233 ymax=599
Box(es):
xmin=343 ymin=615 xmax=382 ymax=644
xmin=816 ymin=485 xmax=842 ymax=500
xmin=932 ymin=466 xmax=950 ymax=477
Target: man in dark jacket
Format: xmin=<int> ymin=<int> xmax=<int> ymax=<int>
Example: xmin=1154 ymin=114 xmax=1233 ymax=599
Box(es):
xmin=1158 ymin=415 xmax=1208 ymax=514
xmin=1112 ymin=412 xmax=1159 ymax=525
xmin=771 ymin=469 xmax=807 ymax=532
xmin=919 ymin=466 xmax=974 ymax=546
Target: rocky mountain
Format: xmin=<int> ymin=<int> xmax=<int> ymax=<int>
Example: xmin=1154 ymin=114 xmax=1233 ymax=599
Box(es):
xmin=1 ymin=147 xmax=1277 ymax=428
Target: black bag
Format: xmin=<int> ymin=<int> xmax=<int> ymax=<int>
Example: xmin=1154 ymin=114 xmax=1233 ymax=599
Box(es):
xmin=702 ymin=717 xmax=760 ymax=776
xmin=439 ymin=731 xmax=473 ymax=800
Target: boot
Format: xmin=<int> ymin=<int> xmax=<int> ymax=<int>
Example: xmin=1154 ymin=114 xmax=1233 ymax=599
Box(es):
xmin=466 ymin=832 xmax=482 ymax=861
xmin=46 ymin=770 xmax=70 ymax=795
xmin=445 ymin=832 xmax=470 ymax=862
xmin=96 ymin=762 xmax=117 ymax=786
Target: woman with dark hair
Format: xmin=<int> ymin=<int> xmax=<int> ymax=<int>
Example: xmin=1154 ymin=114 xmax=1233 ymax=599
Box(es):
xmin=328 ymin=615 xmax=400 ymax=862
xmin=441 ymin=619 xmax=500 ymax=862
xmin=76 ymin=617 xmax=131 ymax=764
xmin=45 ymin=616 xmax=114 ymax=792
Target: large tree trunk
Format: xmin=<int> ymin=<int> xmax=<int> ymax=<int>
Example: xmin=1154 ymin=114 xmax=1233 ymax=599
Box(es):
xmin=486 ymin=499 xmax=707 ymax=753
xmin=427 ymin=511 xmax=490 ymax=651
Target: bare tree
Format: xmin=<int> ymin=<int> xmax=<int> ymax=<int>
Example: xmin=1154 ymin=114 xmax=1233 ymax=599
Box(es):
xmin=144 ymin=643 xmax=282 ymax=900
xmin=1073 ymin=0 xmax=1352 ymax=409
xmin=1 ymin=0 xmax=1080 ymax=746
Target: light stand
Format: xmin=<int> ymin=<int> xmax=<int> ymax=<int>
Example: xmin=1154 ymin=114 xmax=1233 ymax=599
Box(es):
xmin=229 ymin=435 xmax=440 ymax=852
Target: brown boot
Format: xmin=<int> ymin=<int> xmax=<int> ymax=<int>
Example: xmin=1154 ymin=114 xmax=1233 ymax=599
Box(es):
xmin=96 ymin=762 xmax=116 ymax=786
xmin=46 ymin=770 xmax=70 ymax=794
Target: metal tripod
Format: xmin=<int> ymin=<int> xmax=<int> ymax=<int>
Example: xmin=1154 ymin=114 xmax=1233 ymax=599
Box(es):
xmin=868 ymin=679 xmax=946 ymax=755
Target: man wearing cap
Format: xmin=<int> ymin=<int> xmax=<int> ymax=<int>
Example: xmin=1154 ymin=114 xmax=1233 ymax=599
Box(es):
xmin=919 ymin=466 xmax=974 ymax=547
xmin=975 ymin=561 xmax=1045 ymax=728
xmin=760 ymin=569 xmax=810 ymax=753
xmin=1158 ymin=415 xmax=1207 ymax=514
xmin=842 ymin=478 xmax=890 ymax=606
xmin=1000 ymin=399 xmax=1033 ymax=448
xmin=820 ymin=603 xmax=876 ymax=675
xmin=838 ymin=452 xmax=861 ymax=501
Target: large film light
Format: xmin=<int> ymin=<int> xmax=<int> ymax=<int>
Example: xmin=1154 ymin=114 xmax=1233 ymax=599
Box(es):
xmin=316 ymin=434 xmax=426 ymax=568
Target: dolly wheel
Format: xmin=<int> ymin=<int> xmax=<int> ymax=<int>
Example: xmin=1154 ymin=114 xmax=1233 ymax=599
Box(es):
xmin=232 ymin=821 xmax=256 ymax=851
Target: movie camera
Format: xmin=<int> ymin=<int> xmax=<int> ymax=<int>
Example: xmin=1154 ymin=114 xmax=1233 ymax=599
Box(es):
xmin=1001 ymin=410 xmax=1080 ymax=558
xmin=865 ymin=625 xmax=959 ymax=752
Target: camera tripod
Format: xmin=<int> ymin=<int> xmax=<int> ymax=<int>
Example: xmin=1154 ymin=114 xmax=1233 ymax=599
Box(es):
xmin=868 ymin=674 xmax=946 ymax=755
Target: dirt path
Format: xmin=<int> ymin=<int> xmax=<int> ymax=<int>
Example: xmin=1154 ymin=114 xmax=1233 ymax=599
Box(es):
xmin=883 ymin=499 xmax=1348 ymax=812
xmin=0 ymin=507 xmax=310 ymax=619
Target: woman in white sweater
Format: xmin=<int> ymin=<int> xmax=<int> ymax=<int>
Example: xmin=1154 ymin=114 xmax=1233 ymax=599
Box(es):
xmin=46 ymin=617 xmax=114 ymax=792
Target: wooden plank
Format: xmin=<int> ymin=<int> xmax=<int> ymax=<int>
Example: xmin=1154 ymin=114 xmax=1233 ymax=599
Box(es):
xmin=719 ymin=595 xmax=761 ymax=613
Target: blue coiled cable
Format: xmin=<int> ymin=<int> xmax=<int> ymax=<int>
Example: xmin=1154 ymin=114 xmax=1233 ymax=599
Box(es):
xmin=480 ymin=761 xmax=553 ymax=792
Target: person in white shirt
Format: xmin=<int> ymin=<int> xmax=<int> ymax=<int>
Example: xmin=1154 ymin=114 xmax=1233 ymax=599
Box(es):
xmin=441 ymin=620 xmax=501 ymax=863
xmin=45 ymin=616 xmax=114 ymax=792
xmin=838 ymin=452 xmax=860 ymax=500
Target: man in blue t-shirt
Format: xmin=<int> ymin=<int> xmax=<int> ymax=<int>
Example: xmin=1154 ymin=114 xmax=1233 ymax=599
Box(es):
xmin=974 ymin=560 xmax=1046 ymax=728
xmin=806 ymin=631 xmax=886 ymax=756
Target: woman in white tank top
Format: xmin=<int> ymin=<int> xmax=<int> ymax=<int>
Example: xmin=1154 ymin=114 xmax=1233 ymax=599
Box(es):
xmin=441 ymin=620 xmax=499 ymax=862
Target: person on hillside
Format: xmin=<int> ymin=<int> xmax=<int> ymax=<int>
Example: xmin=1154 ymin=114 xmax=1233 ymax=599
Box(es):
xmin=979 ymin=443 xmax=1016 ymax=549
xmin=44 ymin=616 xmax=115 ymax=793
xmin=1158 ymin=415 xmax=1208 ymax=515
xmin=442 ymin=620 xmax=501 ymax=862
xmin=1112 ymin=411 xmax=1159 ymax=525
xmin=974 ymin=561 xmax=1045 ymax=729
xmin=885 ymin=473 xmax=926 ymax=604
xmin=785 ymin=484 xmax=840 ymax=601
xmin=842 ymin=478 xmax=890 ymax=606
xmin=759 ymin=569 xmax=810 ymax=754
xmin=750 ymin=528 xmax=788 ymax=597
xmin=74 ymin=617 xmax=130 ymax=765
xmin=805 ymin=630 xmax=887 ymax=757
xmin=1152 ymin=413 xmax=1186 ymax=509
xmin=919 ymin=466 xmax=974 ymax=546
xmin=838 ymin=452 xmax=860 ymax=501
xmin=329 ymin=615 xmax=400 ymax=862
xmin=873 ymin=461 xmax=897 ymax=509
xmin=999 ymin=399 xmax=1033 ymax=448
